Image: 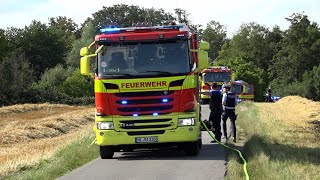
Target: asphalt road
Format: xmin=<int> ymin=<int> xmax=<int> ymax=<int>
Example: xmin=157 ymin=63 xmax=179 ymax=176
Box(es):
xmin=58 ymin=105 xmax=227 ymax=180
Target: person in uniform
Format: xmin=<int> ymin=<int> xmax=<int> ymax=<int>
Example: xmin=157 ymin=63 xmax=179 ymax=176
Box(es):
xmin=201 ymin=83 xmax=223 ymax=142
xmin=222 ymin=84 xmax=237 ymax=142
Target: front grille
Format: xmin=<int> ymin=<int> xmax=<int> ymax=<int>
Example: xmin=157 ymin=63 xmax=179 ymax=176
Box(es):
xmin=115 ymin=91 xmax=174 ymax=97
xmin=116 ymin=98 xmax=173 ymax=105
xmin=119 ymin=119 xmax=171 ymax=124
xmin=118 ymin=105 xmax=173 ymax=112
xmin=121 ymin=124 xmax=171 ymax=129
xmin=127 ymin=130 xmax=165 ymax=136
xmin=120 ymin=113 xmax=170 ymax=116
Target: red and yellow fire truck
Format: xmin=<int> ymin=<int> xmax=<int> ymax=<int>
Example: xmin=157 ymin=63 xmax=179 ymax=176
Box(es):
xmin=79 ymin=24 xmax=209 ymax=159
xmin=232 ymin=80 xmax=254 ymax=102
xmin=200 ymin=66 xmax=232 ymax=103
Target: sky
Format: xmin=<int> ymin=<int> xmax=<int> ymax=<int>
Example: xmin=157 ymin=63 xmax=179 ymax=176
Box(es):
xmin=0 ymin=0 xmax=319 ymax=37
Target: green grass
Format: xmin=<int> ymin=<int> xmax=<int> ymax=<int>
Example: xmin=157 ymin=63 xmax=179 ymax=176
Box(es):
xmin=227 ymin=102 xmax=320 ymax=180
xmin=2 ymin=134 xmax=99 ymax=180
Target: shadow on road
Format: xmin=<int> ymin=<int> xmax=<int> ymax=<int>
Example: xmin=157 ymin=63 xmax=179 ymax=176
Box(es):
xmin=114 ymin=143 xmax=226 ymax=161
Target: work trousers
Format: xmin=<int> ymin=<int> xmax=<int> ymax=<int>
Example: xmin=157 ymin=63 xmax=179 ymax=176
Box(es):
xmin=209 ymin=109 xmax=222 ymax=141
xmin=222 ymin=109 xmax=236 ymax=138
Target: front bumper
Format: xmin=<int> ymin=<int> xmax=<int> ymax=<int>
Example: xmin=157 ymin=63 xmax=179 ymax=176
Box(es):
xmin=96 ymin=126 xmax=200 ymax=146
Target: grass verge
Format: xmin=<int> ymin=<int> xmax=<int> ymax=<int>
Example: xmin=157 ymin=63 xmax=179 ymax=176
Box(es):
xmin=2 ymin=134 xmax=98 ymax=180
xmin=227 ymin=101 xmax=320 ymax=180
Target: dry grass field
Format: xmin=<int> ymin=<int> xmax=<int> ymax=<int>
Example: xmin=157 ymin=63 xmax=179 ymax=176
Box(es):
xmin=0 ymin=103 xmax=95 ymax=177
xmin=228 ymin=96 xmax=320 ymax=180
xmin=256 ymin=96 xmax=320 ymax=146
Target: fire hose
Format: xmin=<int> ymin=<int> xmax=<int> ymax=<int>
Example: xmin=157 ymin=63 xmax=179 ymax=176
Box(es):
xmin=200 ymin=119 xmax=250 ymax=180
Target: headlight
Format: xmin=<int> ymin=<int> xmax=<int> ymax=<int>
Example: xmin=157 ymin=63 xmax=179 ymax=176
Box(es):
xmin=178 ymin=118 xmax=195 ymax=126
xmin=97 ymin=122 xmax=114 ymax=130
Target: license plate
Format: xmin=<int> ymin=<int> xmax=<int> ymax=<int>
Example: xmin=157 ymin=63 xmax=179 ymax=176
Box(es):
xmin=135 ymin=136 xmax=158 ymax=143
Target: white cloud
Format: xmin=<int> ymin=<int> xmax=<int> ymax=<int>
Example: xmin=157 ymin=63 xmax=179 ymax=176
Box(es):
xmin=0 ymin=0 xmax=319 ymax=37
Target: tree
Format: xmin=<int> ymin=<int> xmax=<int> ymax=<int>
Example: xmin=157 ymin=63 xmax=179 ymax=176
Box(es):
xmin=59 ymin=69 xmax=94 ymax=98
xmin=49 ymin=16 xmax=78 ymax=49
xmin=19 ymin=20 xmax=68 ymax=79
xmin=0 ymin=29 xmax=11 ymax=62
xmin=270 ymin=13 xmax=320 ymax=85
xmin=91 ymin=4 xmax=175 ymax=28
xmin=202 ymin=21 xmax=227 ymax=62
xmin=66 ymin=21 xmax=96 ymax=68
xmin=174 ymin=8 xmax=189 ymax=24
xmin=215 ymin=22 xmax=276 ymax=100
xmin=0 ymin=53 xmax=34 ymax=105
xmin=301 ymin=65 xmax=320 ymax=100
xmin=228 ymin=57 xmax=267 ymax=101
xmin=36 ymin=64 xmax=74 ymax=90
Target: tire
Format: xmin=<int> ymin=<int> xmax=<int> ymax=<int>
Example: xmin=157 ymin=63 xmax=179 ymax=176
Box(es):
xmin=183 ymin=140 xmax=201 ymax=156
xmin=100 ymin=146 xmax=114 ymax=159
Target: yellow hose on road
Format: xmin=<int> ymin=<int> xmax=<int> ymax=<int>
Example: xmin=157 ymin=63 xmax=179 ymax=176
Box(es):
xmin=200 ymin=120 xmax=250 ymax=180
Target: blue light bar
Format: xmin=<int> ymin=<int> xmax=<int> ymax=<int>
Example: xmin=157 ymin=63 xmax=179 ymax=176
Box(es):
xmin=121 ymin=100 xmax=128 ymax=105
xmin=100 ymin=28 xmax=121 ymax=33
xmin=153 ymin=113 xmax=159 ymax=116
xmin=162 ymin=99 xmax=168 ymax=103
xmin=133 ymin=114 xmax=139 ymax=117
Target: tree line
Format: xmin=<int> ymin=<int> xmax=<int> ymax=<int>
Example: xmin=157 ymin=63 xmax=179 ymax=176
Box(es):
xmin=0 ymin=4 xmax=319 ymax=106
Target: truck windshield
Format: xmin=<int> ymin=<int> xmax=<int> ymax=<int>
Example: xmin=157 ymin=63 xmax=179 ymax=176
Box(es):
xmin=97 ymin=41 xmax=190 ymax=77
xmin=203 ymin=72 xmax=230 ymax=82
xmin=232 ymin=84 xmax=242 ymax=94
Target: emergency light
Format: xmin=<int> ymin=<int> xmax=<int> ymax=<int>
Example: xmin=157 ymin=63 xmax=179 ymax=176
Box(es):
xmin=162 ymin=99 xmax=169 ymax=103
xmin=100 ymin=24 xmax=188 ymax=34
xmin=100 ymin=28 xmax=121 ymax=33
xmin=121 ymin=100 xmax=128 ymax=105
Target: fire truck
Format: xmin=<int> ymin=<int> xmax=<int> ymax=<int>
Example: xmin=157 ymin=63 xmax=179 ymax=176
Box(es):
xmin=232 ymin=80 xmax=254 ymax=102
xmin=79 ymin=24 xmax=209 ymax=159
xmin=200 ymin=66 xmax=232 ymax=103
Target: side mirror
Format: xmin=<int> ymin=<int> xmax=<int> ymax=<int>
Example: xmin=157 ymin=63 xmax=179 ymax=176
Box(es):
xmin=80 ymin=56 xmax=92 ymax=76
xmin=80 ymin=47 xmax=89 ymax=57
xmin=199 ymin=41 xmax=209 ymax=51
xmin=198 ymin=50 xmax=209 ymax=70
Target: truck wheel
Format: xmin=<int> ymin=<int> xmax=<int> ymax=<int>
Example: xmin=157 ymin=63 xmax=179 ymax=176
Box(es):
xmin=100 ymin=146 xmax=114 ymax=159
xmin=183 ymin=140 xmax=201 ymax=156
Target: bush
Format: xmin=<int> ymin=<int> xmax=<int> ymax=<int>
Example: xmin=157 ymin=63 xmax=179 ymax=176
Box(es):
xmin=37 ymin=64 xmax=74 ymax=90
xmin=59 ymin=69 xmax=94 ymax=98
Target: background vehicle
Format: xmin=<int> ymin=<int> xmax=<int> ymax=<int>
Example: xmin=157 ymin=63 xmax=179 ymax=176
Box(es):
xmin=200 ymin=66 xmax=232 ymax=103
xmin=232 ymin=80 xmax=254 ymax=103
xmin=79 ymin=24 xmax=210 ymax=159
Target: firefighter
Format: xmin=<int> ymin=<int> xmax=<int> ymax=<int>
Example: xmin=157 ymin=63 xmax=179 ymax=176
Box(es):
xmin=201 ymin=83 xmax=223 ymax=142
xmin=222 ymin=84 xmax=237 ymax=143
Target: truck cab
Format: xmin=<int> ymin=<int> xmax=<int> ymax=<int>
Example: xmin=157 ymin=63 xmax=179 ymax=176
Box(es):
xmin=80 ymin=24 xmax=209 ymax=159
xmin=200 ymin=66 xmax=232 ymax=104
xmin=232 ymin=80 xmax=254 ymax=102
